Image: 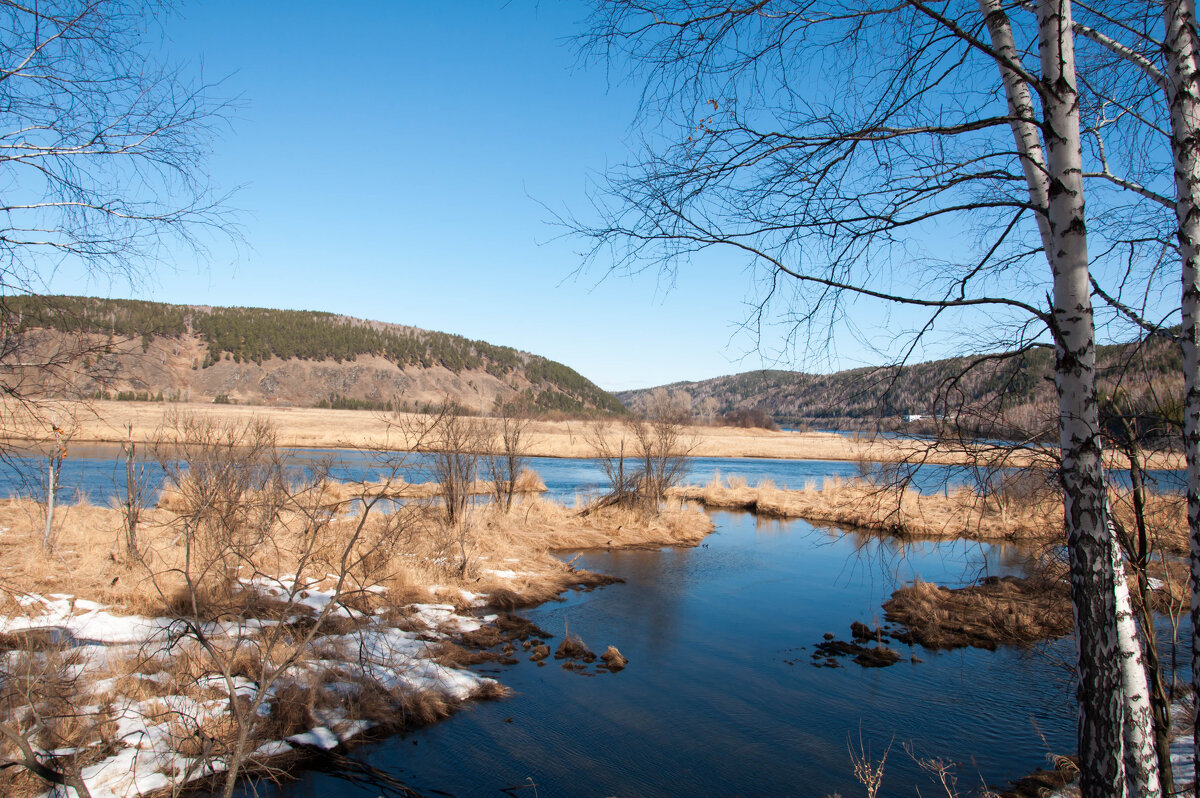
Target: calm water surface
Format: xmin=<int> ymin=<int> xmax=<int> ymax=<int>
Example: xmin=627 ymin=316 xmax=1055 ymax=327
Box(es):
xmin=259 ymin=511 xmax=1079 ymax=798
xmin=4 ymin=443 xmax=1184 ymax=503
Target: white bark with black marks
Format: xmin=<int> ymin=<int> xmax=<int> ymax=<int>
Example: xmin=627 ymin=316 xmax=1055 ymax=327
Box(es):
xmin=1037 ymin=1 xmax=1124 ymax=794
xmin=1111 ymin=524 xmax=1161 ymax=798
xmin=1163 ymin=0 xmax=1200 ymax=787
xmin=977 ymin=0 xmax=1052 ymax=252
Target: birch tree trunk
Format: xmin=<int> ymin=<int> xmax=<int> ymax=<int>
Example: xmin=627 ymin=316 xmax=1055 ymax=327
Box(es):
xmin=1111 ymin=522 xmax=1162 ymax=798
xmin=1163 ymin=0 xmax=1200 ymax=788
xmin=42 ymin=457 xmax=57 ymax=551
xmin=977 ymin=0 xmax=1052 ymax=251
xmin=1037 ymin=1 xmax=1124 ymax=794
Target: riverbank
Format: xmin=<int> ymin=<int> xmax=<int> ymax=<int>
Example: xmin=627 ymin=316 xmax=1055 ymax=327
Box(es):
xmin=0 ymin=480 xmax=712 ymax=797
xmin=671 ymin=474 xmax=1189 ymax=554
xmin=3 ymin=398 xmax=1185 ymax=469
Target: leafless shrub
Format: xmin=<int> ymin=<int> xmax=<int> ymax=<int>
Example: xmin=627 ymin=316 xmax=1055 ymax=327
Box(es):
xmin=0 ymin=638 xmax=98 ymax=798
xmin=586 ymin=391 xmax=694 ymax=516
xmin=486 ymin=409 xmax=530 ymax=513
xmin=139 ymin=413 xmax=433 ymax=798
xmin=394 ymin=398 xmax=490 ymax=576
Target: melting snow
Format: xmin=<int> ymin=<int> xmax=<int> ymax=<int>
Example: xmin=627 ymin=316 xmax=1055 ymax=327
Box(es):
xmin=1 ymin=589 xmax=499 ymax=798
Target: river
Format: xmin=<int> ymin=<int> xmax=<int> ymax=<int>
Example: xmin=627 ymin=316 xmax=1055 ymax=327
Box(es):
xmin=258 ymin=509 xmax=1080 ymax=797
xmin=4 ymin=446 xmax=1186 ymax=796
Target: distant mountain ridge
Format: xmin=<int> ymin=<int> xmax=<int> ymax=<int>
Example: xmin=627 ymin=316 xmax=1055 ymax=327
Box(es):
xmin=8 ymin=296 xmax=625 ymax=415
xmin=618 ymin=336 xmax=1181 ymax=429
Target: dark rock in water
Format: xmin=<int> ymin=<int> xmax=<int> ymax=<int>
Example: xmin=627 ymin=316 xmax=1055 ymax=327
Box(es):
xmin=853 ymin=646 xmax=901 ymax=668
xmin=849 ymin=621 xmax=873 ymax=641
xmin=822 ymin=632 xmax=835 ymax=640
xmin=813 ymin=636 xmax=901 ymax=668
xmin=600 ymin=645 xmax=628 ymax=671
xmin=813 ymin=639 xmax=860 ymax=658
xmin=529 ymin=644 xmax=550 ymax=662
xmin=850 ymin=621 xmax=885 ymax=642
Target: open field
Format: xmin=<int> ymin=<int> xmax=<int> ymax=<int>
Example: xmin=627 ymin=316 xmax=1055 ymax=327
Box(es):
xmin=2 ymin=399 xmax=1185 ymax=469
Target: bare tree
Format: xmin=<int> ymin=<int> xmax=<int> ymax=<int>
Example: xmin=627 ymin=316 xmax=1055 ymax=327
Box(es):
xmin=0 ymin=0 xmax=232 ymax=432
xmin=586 ymin=420 xmax=640 ymax=511
xmin=586 ymin=393 xmax=694 ymax=515
xmin=40 ymin=417 xmax=67 ymax=551
xmin=631 ymin=388 xmax=695 ymax=508
xmin=147 ymin=413 xmax=427 ymax=798
xmin=574 ymin=1 xmax=1148 ymax=793
xmin=486 ymin=408 xmax=530 ymax=513
xmin=395 ymin=399 xmax=489 ymax=576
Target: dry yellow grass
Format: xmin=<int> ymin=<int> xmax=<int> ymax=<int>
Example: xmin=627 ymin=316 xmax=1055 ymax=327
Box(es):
xmin=0 ymin=486 xmax=711 ymax=615
xmin=882 ymin=573 xmax=1073 ymax=650
xmin=9 ymin=398 xmax=1179 ymax=468
xmin=672 ymin=474 xmax=1187 ymax=549
xmin=155 ymin=470 xmax=547 ymax=513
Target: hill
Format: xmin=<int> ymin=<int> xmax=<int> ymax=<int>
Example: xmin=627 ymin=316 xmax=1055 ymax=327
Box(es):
xmin=618 ymin=336 xmax=1181 ymax=431
xmin=6 ymin=296 xmax=625 ymax=416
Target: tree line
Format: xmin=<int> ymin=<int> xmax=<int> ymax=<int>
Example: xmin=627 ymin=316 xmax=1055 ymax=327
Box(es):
xmin=8 ymin=295 xmax=624 ymax=415
xmin=622 ymin=333 xmax=1181 ymax=434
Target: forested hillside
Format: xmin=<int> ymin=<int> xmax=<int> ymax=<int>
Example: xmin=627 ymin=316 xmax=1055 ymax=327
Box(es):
xmin=6 ymin=296 xmax=625 ymax=415
xmin=619 ymin=336 xmax=1181 ymax=430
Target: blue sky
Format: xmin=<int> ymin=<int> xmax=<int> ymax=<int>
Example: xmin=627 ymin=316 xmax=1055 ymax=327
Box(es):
xmin=44 ymin=1 xmax=953 ymax=390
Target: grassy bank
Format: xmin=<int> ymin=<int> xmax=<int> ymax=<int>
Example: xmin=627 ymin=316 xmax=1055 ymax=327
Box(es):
xmin=0 ymin=469 xmax=712 ymax=797
xmin=671 ymin=474 xmax=1188 ymax=552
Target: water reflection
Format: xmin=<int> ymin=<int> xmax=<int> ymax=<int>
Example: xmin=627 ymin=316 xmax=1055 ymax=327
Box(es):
xmin=256 ymin=510 xmax=1085 ymax=798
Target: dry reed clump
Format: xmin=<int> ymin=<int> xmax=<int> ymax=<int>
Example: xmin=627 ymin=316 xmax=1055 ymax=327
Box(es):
xmin=882 ymin=574 xmax=1072 ymax=650
xmin=554 ymin=633 xmax=595 ymax=662
xmin=995 ymin=755 xmax=1080 ymax=798
xmin=673 ymin=473 xmax=1186 ymax=549
xmin=512 ymin=468 xmax=547 ymax=493
xmin=478 ymin=496 xmax=714 ymax=553
xmin=674 ymin=473 xmax=1065 ymax=542
xmin=158 ymin=470 xmax=549 ymax=517
xmin=0 ymin=490 xmax=707 ymax=618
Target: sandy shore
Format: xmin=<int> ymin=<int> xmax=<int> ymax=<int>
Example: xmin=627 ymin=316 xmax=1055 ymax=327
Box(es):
xmin=2 ymin=399 xmax=1184 ymax=470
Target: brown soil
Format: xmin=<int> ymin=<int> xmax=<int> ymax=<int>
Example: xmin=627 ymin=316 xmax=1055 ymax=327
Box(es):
xmin=883 ymin=575 xmax=1072 ymax=650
